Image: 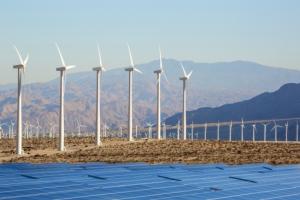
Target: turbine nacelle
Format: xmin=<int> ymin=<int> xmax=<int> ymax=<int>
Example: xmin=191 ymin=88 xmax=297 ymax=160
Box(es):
xmin=13 ymin=46 xmax=29 ymax=72
xmin=56 ymin=65 xmax=76 ymax=71
xmin=13 ymin=64 xmax=25 ymax=69
xmin=93 ymin=66 xmax=106 ymax=72
xmin=55 ymin=43 xmax=76 ymax=71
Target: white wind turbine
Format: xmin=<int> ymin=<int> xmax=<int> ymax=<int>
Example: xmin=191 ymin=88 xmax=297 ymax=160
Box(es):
xmin=35 ymin=119 xmax=41 ymax=138
xmin=162 ymin=122 xmax=167 ymax=139
xmin=10 ymin=121 xmax=15 ymax=139
xmin=13 ymin=46 xmax=29 ymax=155
xmin=93 ymin=45 xmax=107 ymax=146
xmin=240 ymin=118 xmax=245 ymax=141
xmin=261 ymin=122 xmax=270 ymax=142
xmin=204 ymin=122 xmax=208 ymax=140
xmin=125 ymin=44 xmax=142 ymax=142
xmin=76 ymin=119 xmax=87 ymax=137
xmin=191 ymin=122 xmax=194 ymax=140
xmin=296 ymin=121 xmax=299 ymax=142
xmin=177 ymin=120 xmax=181 ymax=140
xmin=154 ymin=47 xmax=168 ymax=140
xmin=285 ymin=122 xmax=289 ymax=143
xmin=271 ymin=121 xmax=283 ymax=142
xmin=252 ymin=124 xmax=257 ymax=142
xmin=55 ymin=43 xmax=76 ymax=151
xmin=217 ymin=121 xmax=220 ymax=140
xmin=229 ymin=121 xmax=233 ymax=141
xmin=0 ymin=123 xmax=4 ymax=139
xmin=179 ymin=63 xmax=192 ymax=140
xmin=146 ymin=123 xmax=154 ymax=139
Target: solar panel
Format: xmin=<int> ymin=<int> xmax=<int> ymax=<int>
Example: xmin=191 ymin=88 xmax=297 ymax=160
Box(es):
xmin=0 ymin=163 xmax=300 ymax=199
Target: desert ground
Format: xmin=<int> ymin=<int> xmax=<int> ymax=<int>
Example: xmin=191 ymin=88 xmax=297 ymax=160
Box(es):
xmin=1 ymin=137 xmax=300 ymax=165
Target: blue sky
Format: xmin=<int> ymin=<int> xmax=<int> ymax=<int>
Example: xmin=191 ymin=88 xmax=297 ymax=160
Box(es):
xmin=0 ymin=0 xmax=299 ymax=84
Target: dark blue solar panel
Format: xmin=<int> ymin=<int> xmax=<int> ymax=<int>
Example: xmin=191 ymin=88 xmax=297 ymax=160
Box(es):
xmin=0 ymin=162 xmax=300 ymax=199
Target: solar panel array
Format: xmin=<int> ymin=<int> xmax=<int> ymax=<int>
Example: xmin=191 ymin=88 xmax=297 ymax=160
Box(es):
xmin=0 ymin=162 xmax=300 ymax=199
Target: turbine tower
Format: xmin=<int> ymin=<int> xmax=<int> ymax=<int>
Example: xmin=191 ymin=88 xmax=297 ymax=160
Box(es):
xmin=261 ymin=122 xmax=269 ymax=142
xmin=125 ymin=44 xmax=142 ymax=141
xmin=240 ymin=119 xmax=245 ymax=141
xmin=285 ymin=122 xmax=288 ymax=143
xmin=296 ymin=121 xmax=299 ymax=142
xmin=13 ymin=46 xmax=29 ymax=155
xmin=252 ymin=124 xmax=256 ymax=142
xmin=271 ymin=121 xmax=282 ymax=142
xmin=146 ymin=123 xmax=154 ymax=139
xmin=55 ymin=43 xmax=75 ymax=151
xmin=153 ymin=47 xmax=168 ymax=140
xmin=229 ymin=121 xmax=233 ymax=142
xmin=204 ymin=122 xmax=207 ymax=140
xmin=217 ymin=121 xmax=220 ymax=140
xmin=179 ymin=63 xmax=192 ymax=140
xmin=93 ymin=45 xmax=106 ymax=146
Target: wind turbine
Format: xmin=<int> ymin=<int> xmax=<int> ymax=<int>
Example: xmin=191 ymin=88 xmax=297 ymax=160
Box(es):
xmin=296 ymin=121 xmax=299 ymax=142
xmin=103 ymin=122 xmax=109 ymax=137
xmin=93 ymin=45 xmax=107 ymax=146
xmin=177 ymin=120 xmax=180 ymax=140
xmin=204 ymin=122 xmax=208 ymax=140
xmin=271 ymin=121 xmax=283 ymax=142
xmin=76 ymin=119 xmax=86 ymax=137
xmin=179 ymin=63 xmax=192 ymax=140
xmin=162 ymin=122 xmax=167 ymax=139
xmin=146 ymin=123 xmax=154 ymax=139
xmin=229 ymin=121 xmax=233 ymax=141
xmin=135 ymin=125 xmax=138 ymax=139
xmin=13 ymin=46 xmax=29 ymax=155
xmin=154 ymin=47 xmax=168 ymax=140
xmin=0 ymin=123 xmax=4 ymax=139
xmin=191 ymin=122 xmax=194 ymax=141
xmin=217 ymin=121 xmax=220 ymax=140
xmin=10 ymin=121 xmax=15 ymax=139
xmin=252 ymin=124 xmax=257 ymax=142
xmin=125 ymin=44 xmax=142 ymax=142
xmin=240 ymin=119 xmax=245 ymax=141
xmin=23 ymin=121 xmax=29 ymax=139
xmin=55 ymin=43 xmax=76 ymax=151
xmin=261 ymin=122 xmax=269 ymax=142
xmin=285 ymin=122 xmax=289 ymax=143
xmin=35 ymin=119 xmax=41 ymax=138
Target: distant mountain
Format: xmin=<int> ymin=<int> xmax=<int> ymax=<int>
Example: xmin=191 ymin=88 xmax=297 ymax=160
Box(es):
xmin=165 ymin=83 xmax=300 ymax=124
xmin=0 ymin=59 xmax=300 ymax=133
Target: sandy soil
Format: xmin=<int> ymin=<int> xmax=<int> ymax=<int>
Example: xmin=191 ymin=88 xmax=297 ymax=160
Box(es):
xmin=1 ymin=138 xmax=300 ymax=165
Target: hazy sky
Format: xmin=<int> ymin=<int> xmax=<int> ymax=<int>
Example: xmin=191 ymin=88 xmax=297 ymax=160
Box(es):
xmin=0 ymin=0 xmax=299 ymax=84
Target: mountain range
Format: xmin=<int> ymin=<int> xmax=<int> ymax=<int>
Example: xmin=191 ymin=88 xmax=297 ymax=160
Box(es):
xmin=165 ymin=83 xmax=300 ymax=124
xmin=0 ymin=59 xmax=299 ymax=132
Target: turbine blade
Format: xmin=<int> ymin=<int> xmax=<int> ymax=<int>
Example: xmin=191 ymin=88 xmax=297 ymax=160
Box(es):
xmin=180 ymin=63 xmax=187 ymax=77
xmin=127 ymin=43 xmax=134 ymax=67
xmin=187 ymin=70 xmax=193 ymax=79
xmin=13 ymin=46 xmax=24 ymax=65
xmin=97 ymin=44 xmax=103 ymax=67
xmin=159 ymin=46 xmax=163 ymax=69
xmin=55 ymin=43 xmax=66 ymax=66
xmin=134 ymin=68 xmax=142 ymax=74
xmin=65 ymin=65 xmax=76 ymax=70
xmin=162 ymin=71 xmax=169 ymax=83
xmin=24 ymin=54 xmax=29 ymax=66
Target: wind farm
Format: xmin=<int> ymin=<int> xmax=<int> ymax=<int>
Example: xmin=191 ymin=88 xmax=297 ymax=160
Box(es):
xmin=1 ymin=1 xmax=300 ymax=199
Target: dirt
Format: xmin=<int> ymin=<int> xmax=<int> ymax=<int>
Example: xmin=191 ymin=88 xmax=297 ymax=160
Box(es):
xmin=1 ymin=138 xmax=300 ymax=165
